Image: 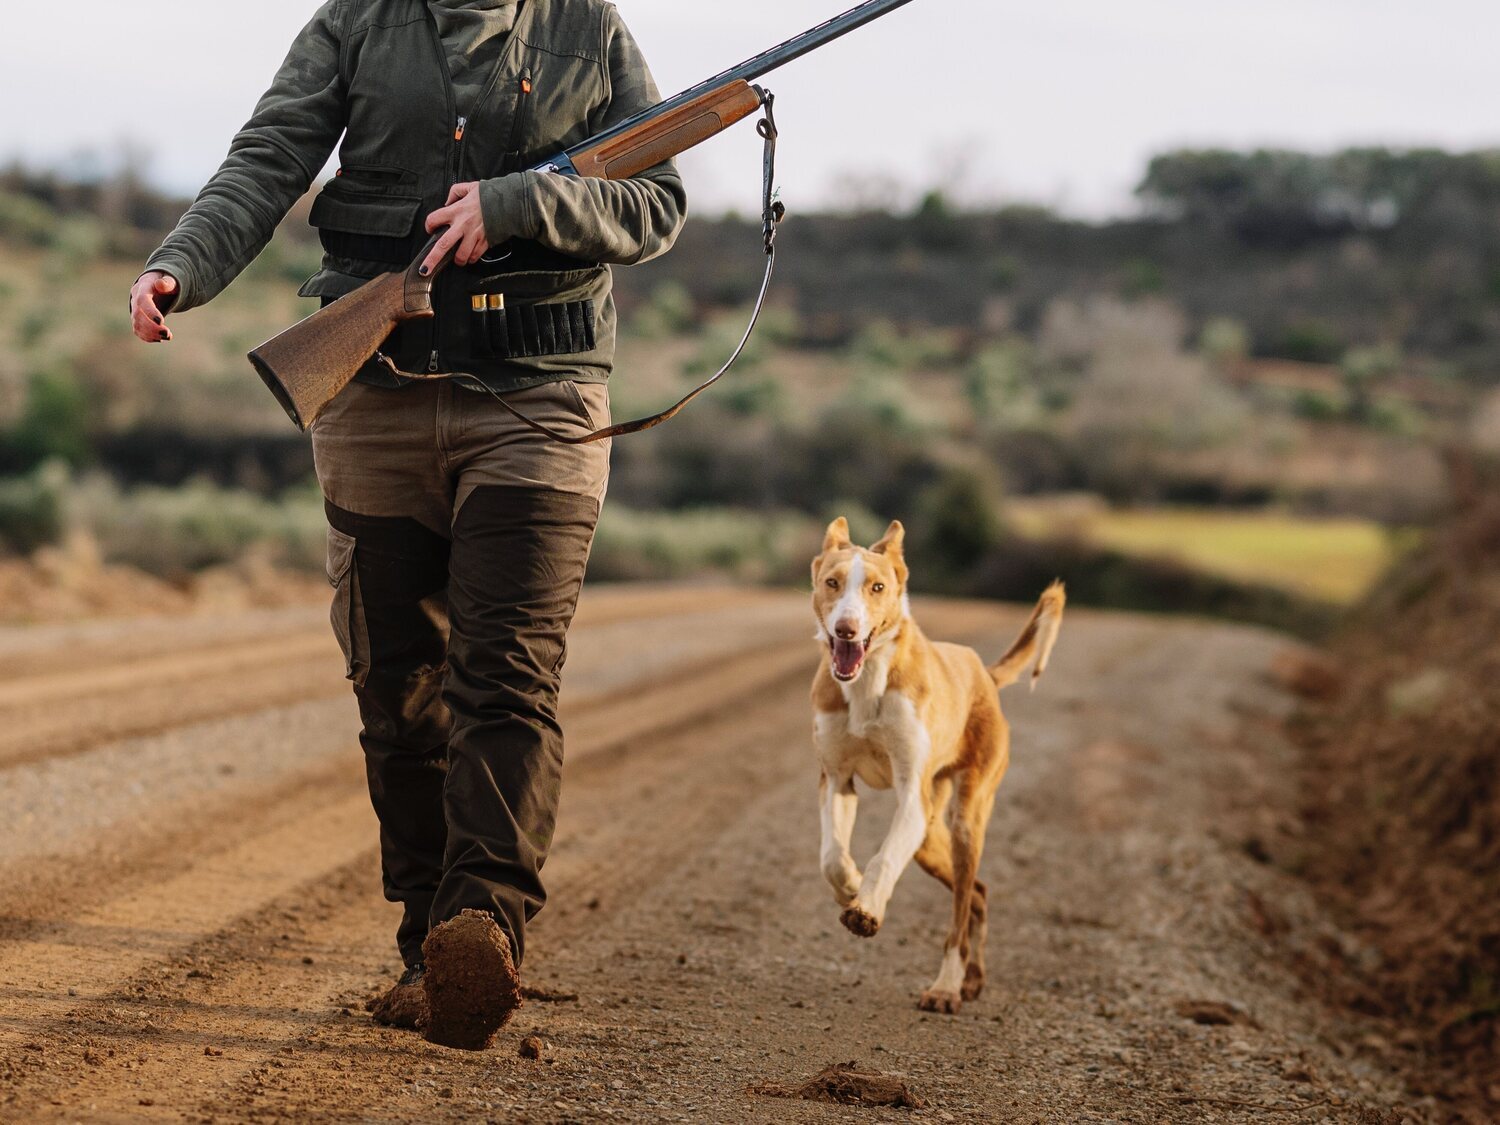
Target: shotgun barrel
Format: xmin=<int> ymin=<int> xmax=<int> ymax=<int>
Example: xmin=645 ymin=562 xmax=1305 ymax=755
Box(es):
xmin=540 ymin=0 xmax=920 ymax=175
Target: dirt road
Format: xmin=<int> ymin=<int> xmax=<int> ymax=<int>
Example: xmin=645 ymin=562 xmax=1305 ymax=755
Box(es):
xmin=0 ymin=585 xmax=1415 ymax=1122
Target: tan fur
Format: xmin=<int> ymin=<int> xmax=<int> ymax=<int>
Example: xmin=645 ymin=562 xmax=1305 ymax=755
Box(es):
xmin=810 ymin=518 xmax=1064 ymax=1013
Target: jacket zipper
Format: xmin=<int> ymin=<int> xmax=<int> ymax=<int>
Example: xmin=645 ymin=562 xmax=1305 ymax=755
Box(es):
xmin=423 ymin=18 xmax=462 ymax=376
xmin=503 ymin=68 xmax=534 ymax=171
xmin=424 ymin=14 xmax=529 ymax=377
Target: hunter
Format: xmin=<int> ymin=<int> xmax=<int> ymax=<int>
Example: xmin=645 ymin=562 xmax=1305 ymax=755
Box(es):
xmin=129 ymin=0 xmax=685 ymax=1050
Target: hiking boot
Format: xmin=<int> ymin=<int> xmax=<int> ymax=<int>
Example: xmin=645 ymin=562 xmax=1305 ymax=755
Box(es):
xmin=421 ymin=909 xmax=523 ymax=1050
xmin=369 ymin=962 xmax=429 ymax=1031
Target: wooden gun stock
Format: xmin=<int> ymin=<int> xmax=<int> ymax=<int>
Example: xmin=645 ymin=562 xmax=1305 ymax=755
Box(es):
xmin=247 ymin=237 xmax=450 ymax=430
xmin=568 ymin=81 xmax=765 ymax=180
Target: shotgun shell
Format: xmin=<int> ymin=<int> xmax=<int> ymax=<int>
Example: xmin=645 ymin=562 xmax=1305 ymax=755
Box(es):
xmin=487 ymin=294 xmax=504 ymax=311
xmin=471 ymin=294 xmax=486 ymax=312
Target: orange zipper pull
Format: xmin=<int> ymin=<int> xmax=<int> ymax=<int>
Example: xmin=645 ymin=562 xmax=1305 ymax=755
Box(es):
xmin=454 ymin=115 xmax=467 ymax=142
xmin=521 ymin=76 xmax=532 ymax=94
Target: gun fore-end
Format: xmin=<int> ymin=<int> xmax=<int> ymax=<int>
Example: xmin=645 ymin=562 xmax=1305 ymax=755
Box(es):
xmin=248 ymin=246 xmax=444 ymax=431
xmin=569 ymin=80 xmax=764 ymax=181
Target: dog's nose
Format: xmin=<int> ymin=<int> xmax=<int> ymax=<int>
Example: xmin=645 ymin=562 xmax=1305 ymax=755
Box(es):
xmin=834 ymin=621 xmax=860 ymax=641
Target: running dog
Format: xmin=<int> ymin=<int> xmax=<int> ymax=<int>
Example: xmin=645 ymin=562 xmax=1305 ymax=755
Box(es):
xmin=810 ymin=517 xmax=1064 ymax=1013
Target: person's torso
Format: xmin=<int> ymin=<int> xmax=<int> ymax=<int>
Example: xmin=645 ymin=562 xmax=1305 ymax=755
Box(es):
xmin=303 ymin=0 xmax=618 ymax=388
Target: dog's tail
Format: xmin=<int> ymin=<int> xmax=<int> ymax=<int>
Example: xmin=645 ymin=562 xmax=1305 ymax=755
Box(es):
xmin=989 ymin=581 xmax=1066 ymax=692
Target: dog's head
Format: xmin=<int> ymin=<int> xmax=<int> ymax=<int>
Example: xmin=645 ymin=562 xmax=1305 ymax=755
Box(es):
xmin=811 ymin=517 xmax=910 ymax=684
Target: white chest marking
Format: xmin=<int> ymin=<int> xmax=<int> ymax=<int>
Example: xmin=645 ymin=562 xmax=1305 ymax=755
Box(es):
xmin=814 ymin=688 xmax=930 ymax=789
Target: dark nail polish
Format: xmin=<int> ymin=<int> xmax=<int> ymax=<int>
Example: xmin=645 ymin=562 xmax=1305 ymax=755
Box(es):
xmin=153 ymin=316 xmax=163 ymax=325
xmin=418 ymin=266 xmax=430 ymax=277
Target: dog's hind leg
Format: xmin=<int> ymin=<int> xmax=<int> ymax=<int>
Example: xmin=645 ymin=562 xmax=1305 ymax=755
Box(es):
xmin=818 ymin=769 xmax=862 ymax=906
xmin=913 ymin=776 xmax=956 ymax=888
xmin=963 ymin=878 xmax=989 ymax=1000
xmin=919 ymin=785 xmax=989 ymax=1014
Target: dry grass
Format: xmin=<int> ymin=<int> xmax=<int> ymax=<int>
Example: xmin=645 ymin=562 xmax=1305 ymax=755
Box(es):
xmin=1007 ymin=498 xmax=1406 ymax=604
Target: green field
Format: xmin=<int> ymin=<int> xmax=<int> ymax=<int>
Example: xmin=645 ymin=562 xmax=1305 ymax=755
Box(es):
xmin=1007 ymin=500 xmax=1407 ymax=605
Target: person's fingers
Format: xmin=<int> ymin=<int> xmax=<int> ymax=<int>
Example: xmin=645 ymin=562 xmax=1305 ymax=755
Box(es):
xmin=153 ymin=274 xmax=178 ymax=297
xmin=129 ymin=291 xmax=159 ymax=341
xmin=425 ymin=204 xmax=456 ymax=234
xmin=420 ymin=227 xmax=461 ymax=276
xmin=445 ymin=182 xmax=471 ymax=206
xmin=455 ymin=228 xmax=487 ymax=267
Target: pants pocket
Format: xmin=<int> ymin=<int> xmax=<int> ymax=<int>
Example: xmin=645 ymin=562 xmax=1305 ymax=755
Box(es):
xmin=326 ymin=526 xmax=370 ymax=686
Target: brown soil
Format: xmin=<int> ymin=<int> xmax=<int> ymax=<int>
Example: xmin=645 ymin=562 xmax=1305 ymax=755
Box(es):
xmin=749 ymin=1060 xmax=928 ymax=1109
xmin=0 ymin=583 xmax=1430 ymax=1121
xmin=1288 ymin=464 xmax=1500 ymax=1122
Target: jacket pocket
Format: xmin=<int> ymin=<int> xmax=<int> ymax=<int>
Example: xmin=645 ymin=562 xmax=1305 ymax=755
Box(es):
xmin=309 ymin=185 xmax=423 ymax=269
xmin=326 ymin=527 xmax=370 ymax=686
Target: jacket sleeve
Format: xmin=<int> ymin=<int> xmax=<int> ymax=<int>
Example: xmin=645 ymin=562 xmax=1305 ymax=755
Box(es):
xmin=478 ymin=5 xmax=688 ymax=266
xmin=142 ymin=0 xmax=348 ymax=312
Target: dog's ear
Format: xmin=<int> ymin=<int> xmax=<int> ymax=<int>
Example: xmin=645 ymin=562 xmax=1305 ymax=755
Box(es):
xmin=871 ymin=520 xmax=905 ymax=558
xmin=871 ymin=520 xmax=909 ymax=585
xmin=821 ymin=517 xmax=852 ymax=555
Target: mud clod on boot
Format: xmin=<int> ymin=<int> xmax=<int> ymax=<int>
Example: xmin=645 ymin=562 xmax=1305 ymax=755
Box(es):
xmin=369 ymin=963 xmax=429 ymax=1031
xmin=422 ymin=910 xmax=523 ymax=1050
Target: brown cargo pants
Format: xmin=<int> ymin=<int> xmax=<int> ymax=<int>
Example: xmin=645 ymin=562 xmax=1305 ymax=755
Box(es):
xmin=311 ymin=376 xmax=610 ymax=969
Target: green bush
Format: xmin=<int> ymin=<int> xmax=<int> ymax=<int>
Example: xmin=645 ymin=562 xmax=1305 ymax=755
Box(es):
xmin=1120 ymin=258 xmax=1166 ymax=299
xmin=628 ymin=281 xmax=696 ymax=339
xmin=43 ymin=217 xmax=107 ymax=280
xmin=589 ymin=505 xmax=818 ymax=584
xmin=1279 ymin=320 xmax=1344 ymax=364
xmin=0 ymin=463 xmax=66 ymax=554
xmin=1291 ymin=389 xmax=1343 ymax=421
xmin=0 ymin=191 xmax=55 ymax=247
xmin=71 ymin=477 xmax=326 ymax=575
xmin=1199 ymin=317 xmax=1250 ymax=365
xmin=912 ymin=467 xmax=1007 ymax=584
xmin=6 ymin=369 xmax=92 ymax=468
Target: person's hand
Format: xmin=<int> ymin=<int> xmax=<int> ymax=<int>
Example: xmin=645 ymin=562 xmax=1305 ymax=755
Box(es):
xmin=129 ymin=271 xmax=179 ymax=343
xmin=420 ymin=182 xmax=490 ymax=275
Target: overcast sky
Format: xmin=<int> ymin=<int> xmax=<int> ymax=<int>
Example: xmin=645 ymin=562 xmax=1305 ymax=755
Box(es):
xmin=3 ymin=1 xmax=1495 ymax=218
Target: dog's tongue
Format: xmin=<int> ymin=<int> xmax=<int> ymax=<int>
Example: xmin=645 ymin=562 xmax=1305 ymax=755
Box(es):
xmin=832 ymin=638 xmax=866 ymax=679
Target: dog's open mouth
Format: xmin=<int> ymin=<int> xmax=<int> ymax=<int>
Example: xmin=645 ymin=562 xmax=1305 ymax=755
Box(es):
xmin=830 ymin=634 xmax=873 ymax=682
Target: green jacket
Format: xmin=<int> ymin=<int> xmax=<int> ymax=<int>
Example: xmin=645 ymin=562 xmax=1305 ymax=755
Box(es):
xmin=145 ymin=0 xmax=687 ymax=391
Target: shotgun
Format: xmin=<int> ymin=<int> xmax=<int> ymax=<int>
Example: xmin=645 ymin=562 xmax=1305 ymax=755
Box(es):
xmin=249 ymin=0 xmax=919 ymax=430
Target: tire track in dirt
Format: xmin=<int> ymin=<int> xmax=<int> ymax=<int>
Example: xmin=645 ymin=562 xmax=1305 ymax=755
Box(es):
xmin=0 ymin=586 xmax=789 ymax=776
xmin=0 ymin=634 xmax=344 ymax=773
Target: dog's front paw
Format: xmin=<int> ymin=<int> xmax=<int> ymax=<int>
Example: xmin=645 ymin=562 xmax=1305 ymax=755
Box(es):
xmin=839 ymin=905 xmax=880 ymax=938
xmin=918 ymin=988 xmax=962 ymax=1015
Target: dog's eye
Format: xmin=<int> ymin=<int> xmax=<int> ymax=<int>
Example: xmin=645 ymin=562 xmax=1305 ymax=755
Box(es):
xmin=825 ymin=578 xmax=839 ymax=589
xmin=872 ymin=582 xmax=885 ymax=593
